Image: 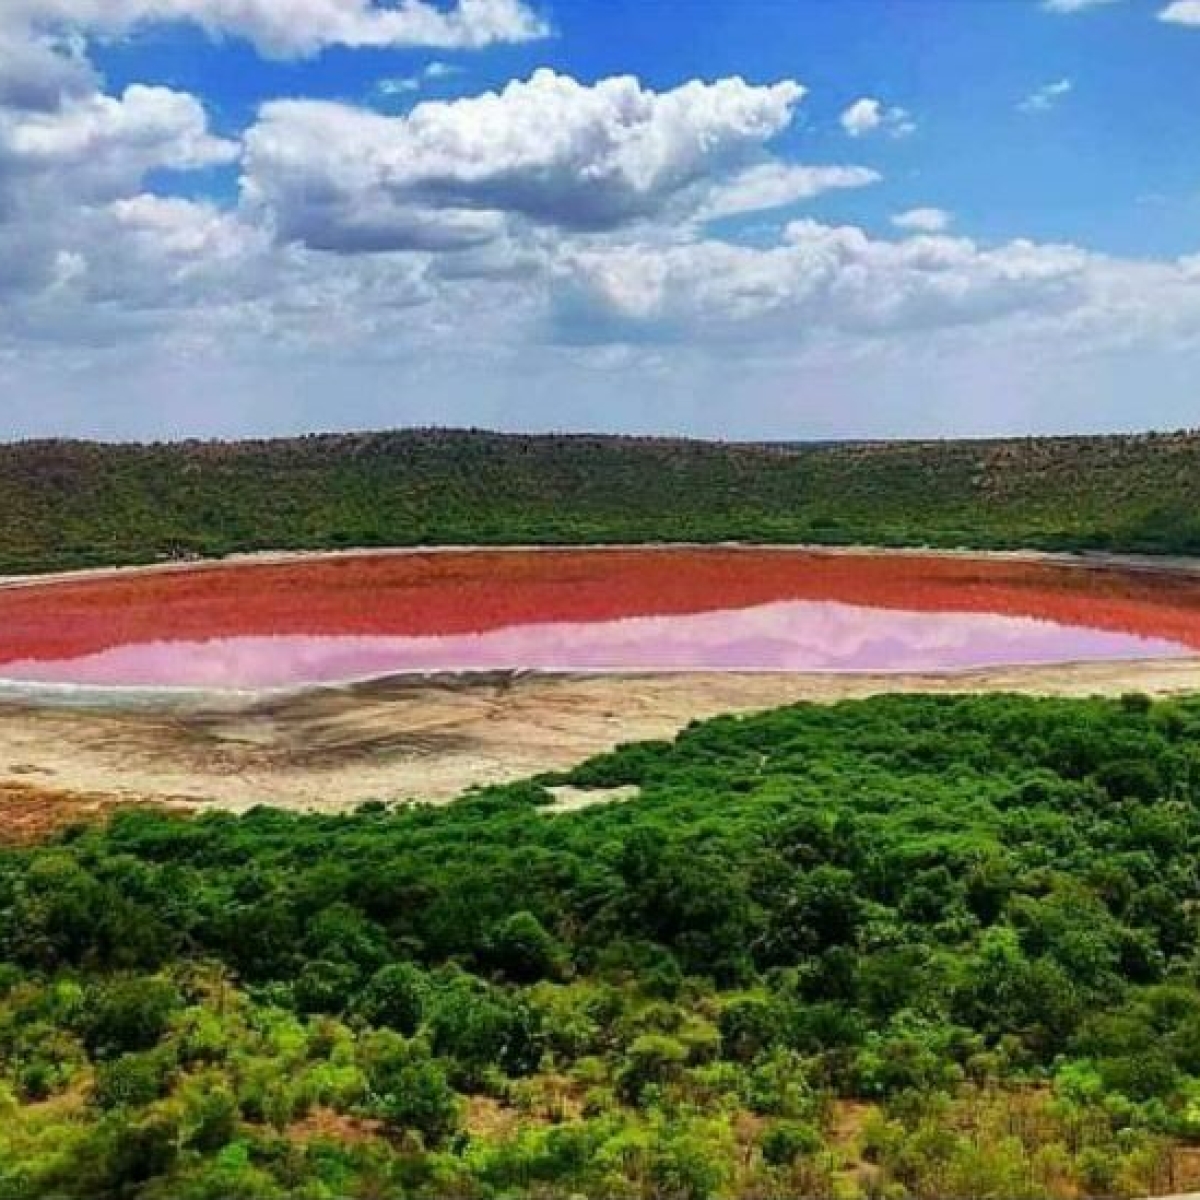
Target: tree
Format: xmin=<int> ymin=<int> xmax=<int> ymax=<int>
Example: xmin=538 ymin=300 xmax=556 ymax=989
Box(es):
xmin=354 ymin=962 xmax=428 ymax=1035
xmin=482 ymin=912 xmax=567 ymax=984
xmin=616 ymin=1034 xmax=688 ymax=1103
xmin=359 ymin=1031 xmax=459 ymax=1144
xmin=77 ymin=977 xmax=180 ymax=1060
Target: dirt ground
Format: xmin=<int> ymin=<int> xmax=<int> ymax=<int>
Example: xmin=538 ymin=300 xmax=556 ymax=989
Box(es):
xmin=2 ymin=658 xmax=1200 ymax=816
xmin=0 ymin=782 xmax=163 ymax=845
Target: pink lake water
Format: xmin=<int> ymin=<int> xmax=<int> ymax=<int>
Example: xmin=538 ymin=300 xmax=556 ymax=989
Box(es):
xmin=0 ymin=550 xmax=1196 ymax=690
xmin=0 ymin=599 xmax=1192 ymax=690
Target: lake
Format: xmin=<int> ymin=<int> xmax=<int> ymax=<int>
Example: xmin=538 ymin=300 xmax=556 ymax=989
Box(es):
xmin=0 ymin=550 xmax=1197 ymax=690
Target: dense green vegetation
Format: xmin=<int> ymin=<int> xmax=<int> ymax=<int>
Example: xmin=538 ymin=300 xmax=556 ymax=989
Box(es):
xmin=3 ymin=429 xmax=1200 ymax=573
xmin=5 ymin=693 xmax=1200 ymax=1196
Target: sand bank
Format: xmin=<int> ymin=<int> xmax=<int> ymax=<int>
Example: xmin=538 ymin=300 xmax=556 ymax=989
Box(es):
xmin=2 ymin=658 xmax=1200 ymax=816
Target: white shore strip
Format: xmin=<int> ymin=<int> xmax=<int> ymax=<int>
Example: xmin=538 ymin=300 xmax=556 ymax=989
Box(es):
xmin=3 ymin=540 xmax=1200 ymax=592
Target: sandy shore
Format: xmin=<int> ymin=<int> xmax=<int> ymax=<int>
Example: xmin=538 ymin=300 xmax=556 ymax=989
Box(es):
xmin=4 ymin=540 xmax=1200 ymax=593
xmin=3 ymin=659 xmax=1200 ymax=815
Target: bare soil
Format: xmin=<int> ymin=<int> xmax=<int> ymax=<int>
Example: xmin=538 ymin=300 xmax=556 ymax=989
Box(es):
xmin=0 ymin=781 xmax=164 ymax=845
xmin=2 ymin=658 xmax=1200 ymax=818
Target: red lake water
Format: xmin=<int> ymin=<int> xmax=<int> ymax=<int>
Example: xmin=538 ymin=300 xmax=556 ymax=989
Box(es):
xmin=0 ymin=550 xmax=1197 ymax=690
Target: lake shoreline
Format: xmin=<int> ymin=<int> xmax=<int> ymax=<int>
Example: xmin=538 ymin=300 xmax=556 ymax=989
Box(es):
xmin=4 ymin=540 xmax=1200 ymax=592
xmin=3 ymin=541 xmax=1200 ymax=815
xmin=2 ymin=544 xmax=1200 ymax=693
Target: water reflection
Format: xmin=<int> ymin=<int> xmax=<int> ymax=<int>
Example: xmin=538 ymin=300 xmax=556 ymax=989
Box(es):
xmin=0 ymin=599 xmax=1190 ymax=690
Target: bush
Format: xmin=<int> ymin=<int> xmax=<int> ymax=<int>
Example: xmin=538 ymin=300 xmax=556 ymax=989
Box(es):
xmin=761 ymin=1120 xmax=822 ymax=1166
xmin=482 ymin=912 xmax=567 ymax=984
xmin=94 ymin=1051 xmax=171 ymax=1109
xmin=77 ymin=977 xmax=180 ymax=1059
xmin=354 ymin=962 xmax=428 ymax=1035
xmin=359 ymin=1032 xmax=459 ymax=1143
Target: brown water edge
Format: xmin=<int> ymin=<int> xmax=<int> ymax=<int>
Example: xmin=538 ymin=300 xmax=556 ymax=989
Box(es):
xmin=3 ymin=658 xmax=1200 ymax=817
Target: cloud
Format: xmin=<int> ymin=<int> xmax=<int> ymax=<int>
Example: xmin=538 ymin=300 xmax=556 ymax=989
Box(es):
xmin=3 ymin=84 xmax=235 ymax=179
xmin=0 ymin=26 xmax=241 ymax=325
xmin=891 ymin=207 xmax=952 ymax=233
xmin=0 ymin=79 xmax=237 ymax=266
xmin=0 ymin=16 xmax=1197 ymax=444
xmin=1043 ymin=0 xmax=1121 ymax=11
xmin=111 ymin=193 xmax=263 ymax=260
xmin=1019 ymin=78 xmax=1073 ymax=114
xmin=377 ymin=60 xmax=466 ymax=97
xmin=552 ymin=222 xmax=1095 ymax=343
xmin=243 ymin=69 xmax=806 ymax=251
xmin=699 ymin=162 xmax=880 ymax=221
xmin=376 ymin=77 xmax=421 ymax=96
xmin=1159 ymin=0 xmax=1200 ymax=23
xmin=0 ymin=28 xmax=98 ymax=112
xmin=4 ymin=0 xmax=548 ymax=58
xmin=839 ymin=97 xmax=916 ymax=139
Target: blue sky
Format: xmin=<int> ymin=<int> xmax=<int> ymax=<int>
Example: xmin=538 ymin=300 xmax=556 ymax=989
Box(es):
xmin=98 ymin=0 xmax=1200 ymax=255
xmin=1 ymin=0 xmax=1198 ymax=441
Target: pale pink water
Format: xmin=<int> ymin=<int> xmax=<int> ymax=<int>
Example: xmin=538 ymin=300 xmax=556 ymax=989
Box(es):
xmin=0 ymin=595 xmax=1190 ymax=690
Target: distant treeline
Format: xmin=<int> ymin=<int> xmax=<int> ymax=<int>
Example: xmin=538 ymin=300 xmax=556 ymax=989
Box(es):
xmin=2 ymin=428 xmax=1200 ymax=572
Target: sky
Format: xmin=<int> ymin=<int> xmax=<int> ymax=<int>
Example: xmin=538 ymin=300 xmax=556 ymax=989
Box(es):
xmin=0 ymin=0 xmax=1198 ymax=443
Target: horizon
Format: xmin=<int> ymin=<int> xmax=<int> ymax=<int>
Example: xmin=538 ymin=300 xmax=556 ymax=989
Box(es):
xmin=2 ymin=0 xmax=1198 ymax=441
xmin=5 ymin=424 xmax=1200 ymax=451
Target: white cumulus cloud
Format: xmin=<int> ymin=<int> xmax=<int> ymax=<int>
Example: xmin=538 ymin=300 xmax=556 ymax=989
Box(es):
xmin=3 ymin=0 xmax=548 ymax=57
xmin=0 ymin=9 xmax=1198 ymax=444
xmin=243 ymin=69 xmax=806 ymax=251
xmin=892 ymin=207 xmax=952 ymax=233
xmin=1159 ymin=0 xmax=1200 ymax=23
xmin=553 ymin=222 xmax=1094 ymax=343
xmin=0 ymin=25 xmax=240 ymax=317
xmin=839 ymin=97 xmax=916 ymax=139
xmin=111 ymin=193 xmax=263 ymax=261
xmin=377 ymin=60 xmax=466 ymax=97
xmin=699 ymin=162 xmax=880 ymax=221
xmin=4 ymin=83 xmax=235 ymax=179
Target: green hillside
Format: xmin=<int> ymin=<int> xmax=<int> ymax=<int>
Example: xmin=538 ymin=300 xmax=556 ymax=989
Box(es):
xmin=2 ymin=429 xmax=1200 ymax=573
xmin=4 ymin=693 xmax=1200 ymax=1197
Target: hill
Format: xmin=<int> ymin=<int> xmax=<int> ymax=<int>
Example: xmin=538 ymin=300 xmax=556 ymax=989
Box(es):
xmin=2 ymin=428 xmax=1200 ymax=572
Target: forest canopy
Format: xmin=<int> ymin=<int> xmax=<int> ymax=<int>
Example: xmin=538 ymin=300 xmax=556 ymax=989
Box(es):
xmin=3 ymin=429 xmax=1200 ymax=573
xmin=3 ymin=693 xmax=1200 ymax=1196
